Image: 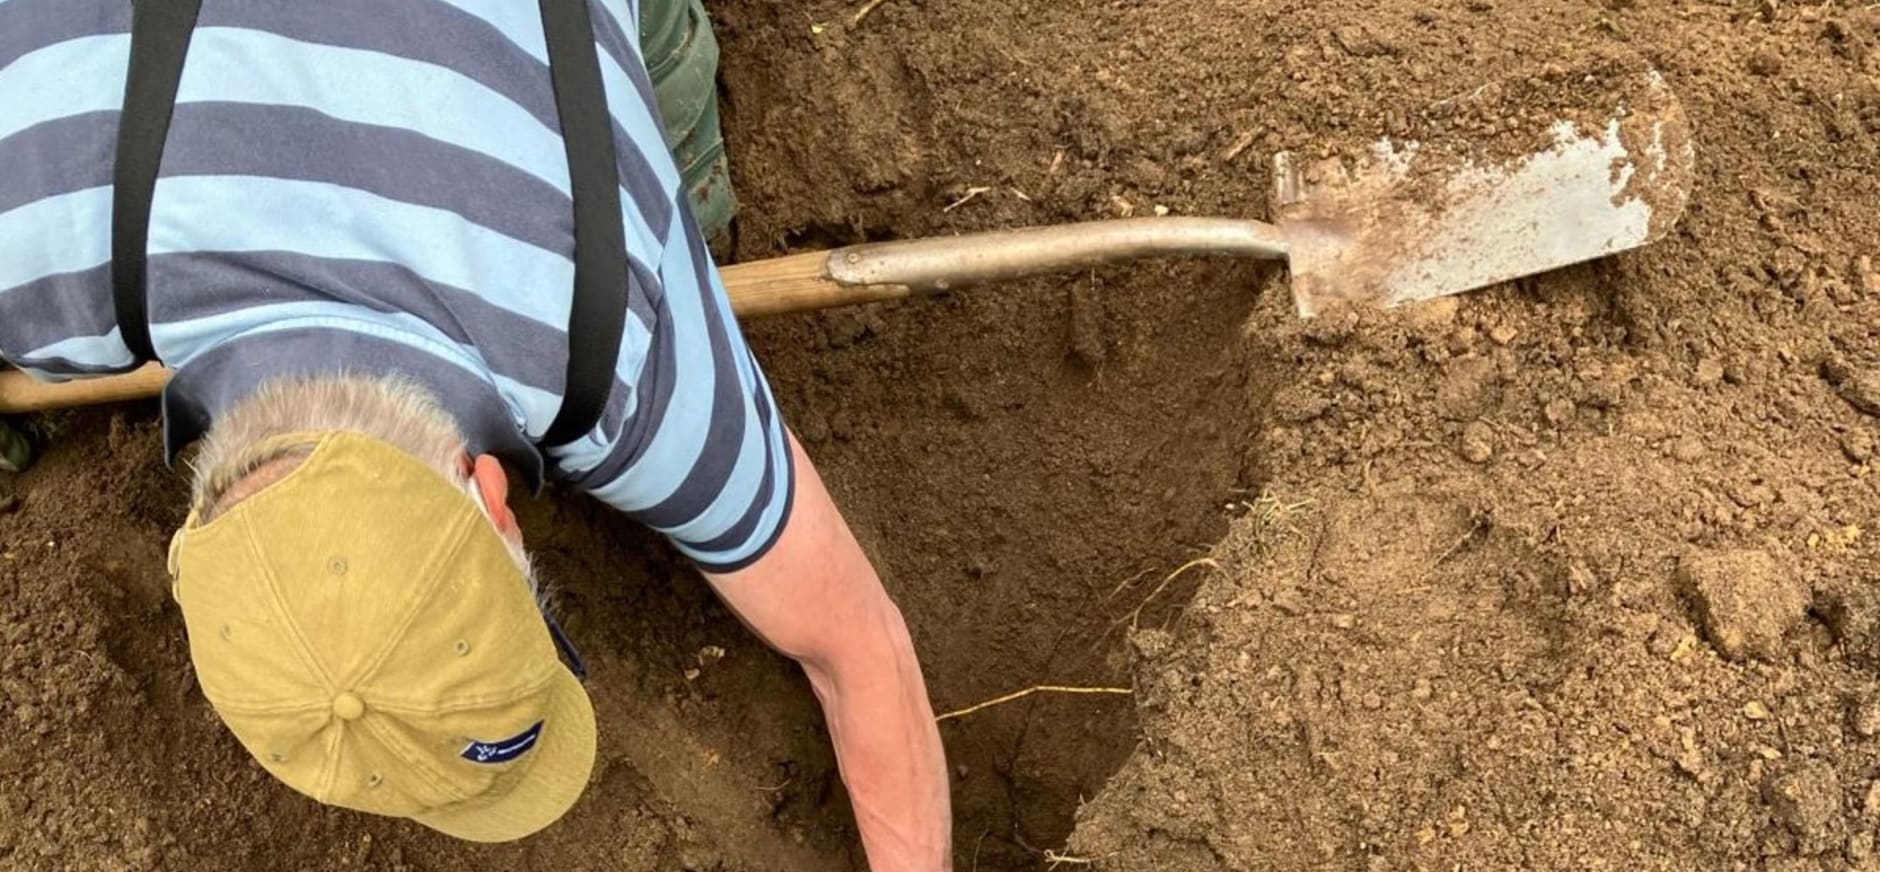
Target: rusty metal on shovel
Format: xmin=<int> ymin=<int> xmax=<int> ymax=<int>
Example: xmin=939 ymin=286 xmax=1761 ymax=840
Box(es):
xmin=0 ymin=72 xmax=1694 ymax=414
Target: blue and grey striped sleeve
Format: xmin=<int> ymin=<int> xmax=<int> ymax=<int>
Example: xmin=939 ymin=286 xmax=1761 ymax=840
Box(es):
xmin=555 ymin=205 xmax=796 ymax=574
xmin=545 ymin=0 xmax=796 ymax=573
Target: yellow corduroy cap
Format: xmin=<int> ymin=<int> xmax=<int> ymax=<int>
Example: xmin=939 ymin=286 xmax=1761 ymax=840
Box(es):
xmin=168 ymin=430 xmax=595 ymax=842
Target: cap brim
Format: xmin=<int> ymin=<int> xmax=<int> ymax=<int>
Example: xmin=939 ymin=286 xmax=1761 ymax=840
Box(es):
xmin=412 ymin=668 xmax=597 ymax=843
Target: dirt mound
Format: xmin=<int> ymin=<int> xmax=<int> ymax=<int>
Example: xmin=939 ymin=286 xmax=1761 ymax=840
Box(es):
xmin=1060 ymin=0 xmax=1880 ymax=868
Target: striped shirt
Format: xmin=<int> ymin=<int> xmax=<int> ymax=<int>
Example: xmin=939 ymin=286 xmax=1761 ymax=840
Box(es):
xmin=0 ymin=0 xmax=793 ymax=572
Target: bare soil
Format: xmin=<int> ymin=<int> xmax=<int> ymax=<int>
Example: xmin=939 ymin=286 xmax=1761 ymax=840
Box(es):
xmin=2 ymin=0 xmax=1878 ymax=870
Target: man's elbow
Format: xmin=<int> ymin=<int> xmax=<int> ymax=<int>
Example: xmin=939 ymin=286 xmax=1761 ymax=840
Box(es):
xmin=793 ymin=594 xmax=918 ymax=685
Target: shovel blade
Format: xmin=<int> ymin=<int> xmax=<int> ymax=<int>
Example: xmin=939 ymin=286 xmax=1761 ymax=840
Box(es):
xmin=1273 ymin=70 xmax=1693 ymax=318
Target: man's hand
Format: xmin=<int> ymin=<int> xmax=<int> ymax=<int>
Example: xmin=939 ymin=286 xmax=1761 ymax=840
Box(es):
xmin=704 ymin=432 xmax=953 ymax=872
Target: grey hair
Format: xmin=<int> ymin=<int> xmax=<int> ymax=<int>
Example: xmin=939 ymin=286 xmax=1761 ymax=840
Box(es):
xmin=187 ymin=374 xmax=537 ymax=586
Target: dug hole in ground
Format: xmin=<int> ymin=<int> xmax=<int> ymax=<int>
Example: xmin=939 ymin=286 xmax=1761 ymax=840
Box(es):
xmin=2 ymin=0 xmax=1878 ymax=870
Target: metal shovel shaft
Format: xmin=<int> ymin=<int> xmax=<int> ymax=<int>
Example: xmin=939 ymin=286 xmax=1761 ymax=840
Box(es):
xmin=824 ymin=217 xmax=1290 ymax=292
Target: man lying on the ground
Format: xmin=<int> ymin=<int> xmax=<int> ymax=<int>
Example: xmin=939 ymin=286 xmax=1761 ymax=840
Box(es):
xmin=0 ymin=1 xmax=951 ymax=868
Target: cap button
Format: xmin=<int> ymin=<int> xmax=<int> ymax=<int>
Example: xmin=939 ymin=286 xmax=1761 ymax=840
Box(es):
xmin=332 ymin=692 xmax=366 ymax=721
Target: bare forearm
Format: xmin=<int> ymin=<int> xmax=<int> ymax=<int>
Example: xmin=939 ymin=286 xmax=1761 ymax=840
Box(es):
xmin=800 ymin=604 xmax=951 ymax=871
xmin=706 ymin=433 xmax=953 ymax=870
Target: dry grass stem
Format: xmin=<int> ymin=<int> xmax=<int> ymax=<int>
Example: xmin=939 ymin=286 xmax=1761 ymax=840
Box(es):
xmin=944 ymin=186 xmax=993 ymax=212
xmin=936 ymin=685 xmax=1133 ymax=723
xmin=1114 ymin=557 xmax=1221 ymax=629
xmin=851 ymin=0 xmax=894 ymax=27
xmin=1104 ymin=566 xmax=1154 ymax=600
xmin=1221 ymin=129 xmax=1259 ymax=163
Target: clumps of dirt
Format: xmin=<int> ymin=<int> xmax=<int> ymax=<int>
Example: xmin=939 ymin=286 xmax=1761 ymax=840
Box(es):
xmin=1767 ymin=761 xmax=1849 ymax=856
xmin=1680 ymin=549 xmax=1811 ymax=663
xmin=1825 ymin=356 xmax=1880 ymax=418
xmin=1067 ymin=0 xmax=1880 ymax=867
xmin=1071 ymin=479 xmax=1878 ymax=869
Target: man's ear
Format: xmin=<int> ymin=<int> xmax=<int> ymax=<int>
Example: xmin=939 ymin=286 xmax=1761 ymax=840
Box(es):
xmin=471 ymin=454 xmax=520 ymax=538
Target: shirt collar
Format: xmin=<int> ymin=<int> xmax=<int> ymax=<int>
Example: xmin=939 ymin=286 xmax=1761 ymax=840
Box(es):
xmin=159 ymin=326 xmax=546 ymax=494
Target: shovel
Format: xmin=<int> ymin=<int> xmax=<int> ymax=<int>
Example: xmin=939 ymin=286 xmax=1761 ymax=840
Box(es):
xmin=0 ymin=71 xmax=1691 ymax=414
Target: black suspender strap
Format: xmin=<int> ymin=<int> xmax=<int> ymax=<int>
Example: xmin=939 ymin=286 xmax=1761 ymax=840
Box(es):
xmin=111 ymin=0 xmax=626 ymax=439
xmin=538 ymin=0 xmax=630 ymax=447
xmin=113 ymin=0 xmax=204 ymax=366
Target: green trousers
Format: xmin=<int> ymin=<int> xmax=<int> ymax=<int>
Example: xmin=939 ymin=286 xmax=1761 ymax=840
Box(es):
xmin=641 ymin=0 xmax=736 ymax=242
xmin=0 ymin=420 xmax=29 ymax=473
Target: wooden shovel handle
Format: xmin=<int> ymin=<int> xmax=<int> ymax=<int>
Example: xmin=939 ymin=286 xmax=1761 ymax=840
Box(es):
xmin=0 ymin=251 xmax=913 ymax=413
xmin=0 ymin=363 xmax=173 ymax=413
xmin=717 ymin=250 xmax=914 ymax=318
xmin=0 ymin=217 xmax=1288 ymax=413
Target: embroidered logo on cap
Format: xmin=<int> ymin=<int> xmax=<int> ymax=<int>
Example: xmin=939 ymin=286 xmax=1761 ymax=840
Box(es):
xmin=460 ymin=721 xmax=544 ymax=764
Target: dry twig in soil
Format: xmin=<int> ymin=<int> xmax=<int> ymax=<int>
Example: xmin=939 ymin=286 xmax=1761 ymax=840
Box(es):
xmin=944 ymin=186 xmax=993 ymax=212
xmin=1113 ymin=557 xmax=1221 ymax=629
xmin=851 ymin=0 xmax=894 ymax=27
xmin=935 ymin=685 xmax=1133 ymax=723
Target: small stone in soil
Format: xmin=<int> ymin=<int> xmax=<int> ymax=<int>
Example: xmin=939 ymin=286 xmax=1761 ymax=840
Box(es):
xmin=1852 ymin=699 xmax=1880 ymax=738
xmin=1817 ymin=586 xmax=1880 ymax=667
xmin=797 ymin=409 xmax=832 ymax=444
xmin=1459 ymin=421 xmax=1495 ymax=463
xmin=1744 ymin=700 xmax=1772 ymax=720
xmin=1488 ymin=324 xmax=1518 ymax=346
xmin=1843 ymin=431 xmax=1874 ymax=464
xmin=1566 ymin=562 xmax=1598 ymax=595
xmin=1729 ymin=481 xmax=1775 ymax=507
xmin=1543 ymin=398 xmax=1576 ymax=426
xmin=1678 ymin=549 xmax=1809 ymax=662
xmin=1855 ymin=831 xmax=1877 ymax=862
xmin=829 ymin=409 xmax=857 ymax=441
xmin=1694 ymin=358 xmax=1725 ymax=386
xmin=1447 ymin=325 xmax=1478 ymax=355
xmin=1646 ymin=625 xmax=1684 ymax=658
xmin=1843 ymin=376 xmax=1880 ymax=416
xmin=1437 ymin=357 xmax=1500 ymax=421
xmin=1675 ymin=728 xmax=1708 ymax=781
xmin=1670 ymin=436 xmax=1706 ymax=462
xmin=1331 ymin=25 xmax=1395 ymax=57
